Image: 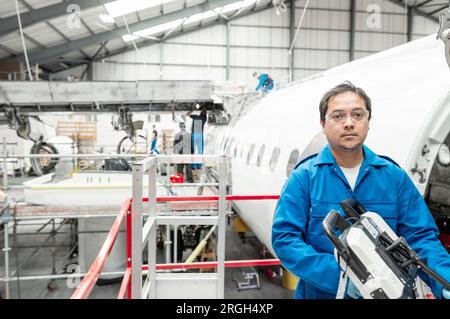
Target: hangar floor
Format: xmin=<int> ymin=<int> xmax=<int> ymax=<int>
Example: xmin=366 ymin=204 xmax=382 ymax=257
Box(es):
xmin=0 ymin=211 xmax=294 ymax=299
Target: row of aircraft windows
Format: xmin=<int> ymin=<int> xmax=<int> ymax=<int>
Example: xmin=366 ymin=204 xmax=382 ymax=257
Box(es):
xmin=217 ymin=136 xmax=300 ymax=177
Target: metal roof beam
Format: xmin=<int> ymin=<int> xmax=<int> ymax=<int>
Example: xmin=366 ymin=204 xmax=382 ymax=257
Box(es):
xmin=0 ymin=44 xmax=19 ymax=56
xmin=0 ymin=0 xmax=115 ymax=38
xmin=16 ymin=0 xmax=244 ymax=65
xmin=415 ymin=0 xmax=435 ymax=7
xmin=50 ymin=1 xmax=274 ymax=74
xmin=91 ymin=2 xmax=274 ymax=64
xmin=428 ymin=4 xmax=449 ymax=15
xmin=385 ymin=0 xmax=439 ymax=22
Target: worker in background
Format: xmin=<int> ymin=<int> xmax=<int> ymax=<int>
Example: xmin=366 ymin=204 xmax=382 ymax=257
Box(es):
xmin=253 ymin=72 xmax=274 ymax=94
xmin=187 ymin=108 xmax=207 ymax=180
xmin=149 ymin=130 xmax=159 ymax=155
xmin=173 ymin=122 xmax=193 ymax=183
xmin=272 ymin=81 xmax=450 ymax=299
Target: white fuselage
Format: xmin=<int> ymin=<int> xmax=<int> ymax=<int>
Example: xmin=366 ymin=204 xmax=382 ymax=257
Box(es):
xmin=205 ymin=34 xmax=450 ymax=255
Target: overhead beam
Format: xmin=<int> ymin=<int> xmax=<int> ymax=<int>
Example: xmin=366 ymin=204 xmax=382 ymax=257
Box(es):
xmin=289 ymin=0 xmax=295 ymax=82
xmin=226 ymin=20 xmax=230 ymax=80
xmin=16 ymin=0 xmax=244 ymax=65
xmin=80 ymin=41 xmax=108 ymax=80
xmin=407 ymin=5 xmax=413 ymax=42
xmin=0 ymin=0 xmax=115 ymax=38
xmin=415 ymin=0 xmax=435 ymax=7
xmin=428 ymin=4 xmax=449 ymax=15
xmin=349 ymin=0 xmax=356 ymax=61
xmin=51 ymin=2 xmax=274 ymax=74
xmin=0 ymin=44 xmax=19 ymax=56
xmin=385 ymin=0 xmax=439 ymax=23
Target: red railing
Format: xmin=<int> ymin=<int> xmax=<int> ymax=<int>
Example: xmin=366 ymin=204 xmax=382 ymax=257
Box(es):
xmin=71 ymin=198 xmax=131 ymax=299
xmin=71 ymin=194 xmax=281 ymax=299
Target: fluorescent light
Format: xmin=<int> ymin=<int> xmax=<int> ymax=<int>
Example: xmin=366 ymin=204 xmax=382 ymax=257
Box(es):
xmin=184 ymin=10 xmax=218 ymax=25
xmin=120 ymin=0 xmax=259 ymax=42
xmin=99 ymin=14 xmax=115 ymax=24
xmin=122 ymin=18 xmax=184 ymax=42
xmin=242 ymin=0 xmax=258 ymax=7
xmin=122 ymin=34 xmax=139 ymax=42
xmin=222 ymin=0 xmax=257 ymax=13
xmin=221 ymin=1 xmax=243 ymax=13
xmin=105 ymin=0 xmax=173 ymax=18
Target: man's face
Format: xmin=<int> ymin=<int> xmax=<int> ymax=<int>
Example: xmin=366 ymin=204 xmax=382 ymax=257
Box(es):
xmin=320 ymin=91 xmax=369 ymax=152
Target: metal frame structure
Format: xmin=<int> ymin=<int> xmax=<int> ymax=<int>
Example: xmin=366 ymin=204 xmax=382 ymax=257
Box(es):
xmin=0 ymin=151 xmax=147 ymax=299
xmin=0 ymin=0 xmax=443 ymax=80
xmin=72 ymin=191 xmax=281 ymax=299
xmin=130 ymin=154 xmax=228 ymax=299
xmin=68 ymin=153 xmax=282 ymax=299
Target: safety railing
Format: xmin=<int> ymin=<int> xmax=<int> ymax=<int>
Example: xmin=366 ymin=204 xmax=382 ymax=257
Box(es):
xmin=71 ymin=154 xmax=281 ymax=299
xmin=71 ymin=195 xmax=281 ymax=299
xmin=71 ymin=193 xmax=281 ymax=299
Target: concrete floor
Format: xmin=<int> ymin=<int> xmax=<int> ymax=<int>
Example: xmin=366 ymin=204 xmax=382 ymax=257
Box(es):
xmin=1 ymin=170 xmax=294 ymax=299
xmin=0 ymin=216 xmax=294 ymax=299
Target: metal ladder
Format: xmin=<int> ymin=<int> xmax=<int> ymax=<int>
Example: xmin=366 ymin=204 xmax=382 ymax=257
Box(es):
xmin=130 ymin=154 xmax=227 ymax=299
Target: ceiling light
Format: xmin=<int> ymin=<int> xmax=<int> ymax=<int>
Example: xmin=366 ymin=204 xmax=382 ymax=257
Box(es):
xmin=99 ymin=14 xmax=115 ymax=24
xmin=122 ymin=18 xmax=184 ymax=42
xmin=184 ymin=10 xmax=218 ymax=25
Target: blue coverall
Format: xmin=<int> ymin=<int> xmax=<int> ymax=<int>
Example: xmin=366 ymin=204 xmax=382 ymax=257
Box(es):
xmin=149 ymin=138 xmax=159 ymax=155
xmin=272 ymin=144 xmax=450 ymax=299
xmin=190 ymin=114 xmax=207 ymax=169
xmin=255 ymin=73 xmax=274 ymax=92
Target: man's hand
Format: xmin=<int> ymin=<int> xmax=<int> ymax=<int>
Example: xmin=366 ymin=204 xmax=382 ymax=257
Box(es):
xmin=443 ymin=288 xmax=450 ymax=299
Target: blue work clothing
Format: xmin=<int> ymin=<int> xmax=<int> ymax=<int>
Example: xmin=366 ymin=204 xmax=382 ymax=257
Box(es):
xmin=272 ymin=144 xmax=450 ymax=299
xmin=255 ymin=73 xmax=274 ymax=92
xmin=190 ymin=113 xmax=207 ymax=169
xmin=149 ymin=138 xmax=159 ymax=155
xmin=191 ymin=133 xmax=204 ymax=170
xmin=346 ymin=280 xmax=362 ymax=299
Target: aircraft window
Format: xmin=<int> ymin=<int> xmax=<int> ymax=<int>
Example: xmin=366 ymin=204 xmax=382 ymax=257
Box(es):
xmin=240 ymin=142 xmax=247 ymax=159
xmin=269 ymin=147 xmax=281 ymax=172
xmin=286 ymin=149 xmax=299 ymax=177
xmin=437 ymin=144 xmax=450 ymax=166
xmin=227 ymin=138 xmax=235 ymax=157
xmin=234 ymin=144 xmax=238 ymax=159
xmin=247 ymin=143 xmax=255 ymax=165
xmin=257 ymin=145 xmax=265 ymax=167
xmin=223 ymin=137 xmax=229 ymax=153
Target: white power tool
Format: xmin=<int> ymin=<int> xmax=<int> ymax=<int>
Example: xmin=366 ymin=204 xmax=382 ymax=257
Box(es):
xmin=322 ymin=198 xmax=450 ymax=299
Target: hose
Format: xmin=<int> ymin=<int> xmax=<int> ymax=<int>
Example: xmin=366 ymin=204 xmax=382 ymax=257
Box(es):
xmin=184 ymin=225 xmax=217 ymax=264
xmin=14 ymin=0 xmax=33 ymax=80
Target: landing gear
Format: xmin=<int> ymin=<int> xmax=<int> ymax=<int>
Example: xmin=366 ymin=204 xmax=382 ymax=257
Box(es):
xmin=117 ymin=134 xmax=147 ymax=154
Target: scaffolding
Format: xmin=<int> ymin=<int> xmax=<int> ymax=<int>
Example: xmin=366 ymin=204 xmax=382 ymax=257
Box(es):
xmin=0 ymin=152 xmax=147 ymax=299
xmin=131 ymin=154 xmax=228 ymax=299
xmin=67 ymin=154 xmax=282 ymax=299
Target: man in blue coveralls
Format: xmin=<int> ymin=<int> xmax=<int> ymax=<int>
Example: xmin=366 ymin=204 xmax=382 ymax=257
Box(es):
xmin=253 ymin=72 xmax=274 ymax=93
xmin=272 ymin=81 xmax=450 ymax=299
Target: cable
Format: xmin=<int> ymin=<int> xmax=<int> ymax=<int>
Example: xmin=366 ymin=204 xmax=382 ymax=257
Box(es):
xmin=288 ymin=0 xmax=310 ymax=55
xmin=14 ymin=0 xmax=33 ymax=81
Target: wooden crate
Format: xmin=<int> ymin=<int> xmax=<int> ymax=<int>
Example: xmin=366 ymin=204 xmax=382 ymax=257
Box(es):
xmin=57 ymin=122 xmax=97 ymax=140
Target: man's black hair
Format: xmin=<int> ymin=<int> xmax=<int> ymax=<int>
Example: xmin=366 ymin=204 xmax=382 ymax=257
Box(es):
xmin=319 ymin=81 xmax=372 ymax=122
